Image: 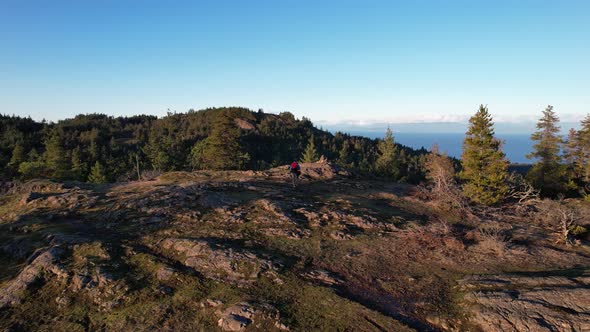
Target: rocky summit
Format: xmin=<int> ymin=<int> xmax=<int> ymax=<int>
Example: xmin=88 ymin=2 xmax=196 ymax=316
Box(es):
xmin=0 ymin=163 xmax=589 ymax=331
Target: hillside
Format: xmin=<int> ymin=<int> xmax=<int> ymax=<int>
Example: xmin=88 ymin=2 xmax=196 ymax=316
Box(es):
xmin=0 ymin=108 xmax=428 ymax=183
xmin=1 ymin=164 xmax=589 ymax=331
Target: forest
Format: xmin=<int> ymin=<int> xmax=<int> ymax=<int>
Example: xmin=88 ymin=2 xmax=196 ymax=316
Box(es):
xmin=0 ymin=107 xmax=428 ymax=184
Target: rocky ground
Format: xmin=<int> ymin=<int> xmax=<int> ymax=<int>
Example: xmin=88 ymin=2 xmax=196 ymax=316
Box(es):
xmin=0 ymin=162 xmax=589 ymax=331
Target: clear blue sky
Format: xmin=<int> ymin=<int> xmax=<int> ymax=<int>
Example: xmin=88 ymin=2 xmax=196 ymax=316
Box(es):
xmin=1 ymin=0 xmax=589 ymax=125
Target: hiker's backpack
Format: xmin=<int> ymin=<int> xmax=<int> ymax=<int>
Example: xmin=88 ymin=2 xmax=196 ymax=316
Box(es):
xmin=291 ymin=162 xmax=299 ymax=170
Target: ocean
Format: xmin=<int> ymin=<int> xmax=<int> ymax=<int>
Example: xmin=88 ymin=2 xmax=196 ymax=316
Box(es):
xmin=348 ymin=132 xmax=534 ymax=164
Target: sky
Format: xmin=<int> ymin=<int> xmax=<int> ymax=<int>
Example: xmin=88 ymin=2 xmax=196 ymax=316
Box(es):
xmin=1 ymin=0 xmax=589 ymax=129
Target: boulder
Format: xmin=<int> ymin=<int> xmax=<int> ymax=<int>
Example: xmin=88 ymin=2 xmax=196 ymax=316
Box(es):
xmin=217 ymin=303 xmax=254 ymax=331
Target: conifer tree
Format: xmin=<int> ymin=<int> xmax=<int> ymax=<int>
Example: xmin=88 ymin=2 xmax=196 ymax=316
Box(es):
xmin=375 ymin=127 xmax=401 ymax=179
xmin=44 ymin=130 xmax=70 ymax=179
xmin=460 ymin=105 xmax=509 ymax=205
xmin=201 ymin=112 xmax=249 ymax=170
xmin=28 ymin=148 xmax=40 ymax=162
xmin=577 ymin=115 xmax=590 ymax=182
xmin=563 ymin=128 xmax=582 ymax=188
xmin=88 ymin=161 xmax=108 ymax=184
xmin=71 ymin=146 xmax=87 ymax=181
xmin=526 ymin=105 xmax=565 ymax=196
xmin=8 ymin=142 xmax=26 ymax=170
xmin=302 ymin=135 xmax=319 ymax=163
xmin=338 ymin=140 xmax=352 ymax=166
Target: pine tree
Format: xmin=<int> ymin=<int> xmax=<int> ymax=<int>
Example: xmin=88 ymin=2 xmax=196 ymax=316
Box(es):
xmin=460 ymin=105 xmax=509 ymax=205
xmin=526 ymin=105 xmax=565 ymax=196
xmin=302 ymin=135 xmax=320 ymax=163
xmin=189 ymin=139 xmax=208 ymax=170
xmin=28 ymin=148 xmax=40 ymax=162
xmin=71 ymin=146 xmax=87 ymax=181
xmin=577 ymin=115 xmax=590 ymax=183
xmin=89 ymin=139 xmax=100 ymax=163
xmin=88 ymin=161 xmax=108 ymax=184
xmin=338 ymin=140 xmax=352 ymax=166
xmin=375 ymin=127 xmax=401 ymax=179
xmin=8 ymin=142 xmax=26 ymax=170
xmin=563 ymin=128 xmax=582 ymax=188
xmin=44 ymin=130 xmax=70 ymax=179
xmin=201 ymin=112 xmax=249 ymax=170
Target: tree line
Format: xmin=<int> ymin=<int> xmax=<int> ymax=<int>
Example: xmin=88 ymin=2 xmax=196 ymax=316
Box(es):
xmin=0 ymin=107 xmax=428 ymax=184
xmin=425 ymin=104 xmax=590 ymax=206
xmin=3 ymin=105 xmax=587 ymax=204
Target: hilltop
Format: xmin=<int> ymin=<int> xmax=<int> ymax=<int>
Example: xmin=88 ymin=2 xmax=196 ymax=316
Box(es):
xmin=1 ymin=163 xmax=589 ymax=331
xmin=0 ymin=108 xmax=428 ymax=184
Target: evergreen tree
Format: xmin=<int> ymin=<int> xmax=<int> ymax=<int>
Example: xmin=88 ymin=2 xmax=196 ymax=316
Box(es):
xmin=563 ymin=128 xmax=582 ymax=189
xmin=8 ymin=142 xmax=26 ymax=170
xmin=88 ymin=161 xmax=108 ymax=184
xmin=302 ymin=135 xmax=320 ymax=163
xmin=89 ymin=139 xmax=100 ymax=163
xmin=71 ymin=146 xmax=87 ymax=181
xmin=526 ymin=105 xmax=565 ymax=196
xmin=338 ymin=140 xmax=352 ymax=166
xmin=460 ymin=105 xmax=509 ymax=205
xmin=577 ymin=115 xmax=590 ymax=183
xmin=375 ymin=127 xmax=401 ymax=179
xmin=44 ymin=130 xmax=70 ymax=179
xmin=28 ymin=148 xmax=40 ymax=162
xmin=144 ymin=131 xmax=170 ymax=172
xmin=189 ymin=139 xmax=208 ymax=170
xmin=201 ymin=112 xmax=249 ymax=170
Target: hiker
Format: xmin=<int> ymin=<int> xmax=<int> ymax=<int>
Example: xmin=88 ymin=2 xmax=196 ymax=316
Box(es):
xmin=288 ymin=161 xmax=301 ymax=188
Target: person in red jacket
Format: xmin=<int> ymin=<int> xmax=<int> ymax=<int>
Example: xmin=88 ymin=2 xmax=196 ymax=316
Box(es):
xmin=288 ymin=161 xmax=301 ymax=188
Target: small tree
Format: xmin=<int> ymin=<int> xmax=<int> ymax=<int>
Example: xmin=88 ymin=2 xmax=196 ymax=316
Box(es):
xmin=460 ymin=105 xmax=509 ymax=205
xmin=425 ymin=144 xmax=463 ymax=208
xmin=8 ymin=142 xmax=26 ymax=170
xmin=375 ymin=127 xmax=401 ymax=179
xmin=338 ymin=140 xmax=352 ymax=166
xmin=88 ymin=161 xmax=108 ymax=184
xmin=70 ymin=146 xmax=87 ymax=181
xmin=18 ymin=161 xmax=47 ymax=179
xmin=302 ymin=135 xmax=320 ymax=163
xmin=526 ymin=105 xmax=565 ymax=196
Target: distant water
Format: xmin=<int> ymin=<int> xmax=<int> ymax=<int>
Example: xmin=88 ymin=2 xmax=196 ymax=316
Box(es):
xmin=348 ymin=131 xmax=533 ymax=164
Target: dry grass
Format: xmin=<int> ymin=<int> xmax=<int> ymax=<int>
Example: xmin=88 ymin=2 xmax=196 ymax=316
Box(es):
xmin=474 ymin=222 xmax=511 ymax=256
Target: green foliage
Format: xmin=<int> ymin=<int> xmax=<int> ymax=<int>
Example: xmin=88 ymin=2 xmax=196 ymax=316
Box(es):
xmin=70 ymin=146 xmax=88 ymax=181
xmin=43 ymin=130 xmax=71 ymax=179
xmin=200 ymin=111 xmax=250 ymax=170
xmin=0 ymin=109 xmax=430 ymax=184
xmin=301 ymin=135 xmax=319 ymax=163
xmin=88 ymin=161 xmax=108 ymax=184
xmin=569 ymin=224 xmax=587 ymax=236
xmin=375 ymin=127 xmax=401 ymax=179
xmin=526 ymin=105 xmax=566 ymax=196
xmin=8 ymin=142 xmax=26 ymax=170
xmin=189 ymin=139 xmax=208 ymax=170
xmin=460 ymin=105 xmax=509 ymax=205
xmin=18 ymin=161 xmax=48 ymax=179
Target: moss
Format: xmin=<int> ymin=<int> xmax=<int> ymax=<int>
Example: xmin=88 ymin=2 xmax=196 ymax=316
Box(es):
xmin=249 ymin=274 xmax=412 ymax=331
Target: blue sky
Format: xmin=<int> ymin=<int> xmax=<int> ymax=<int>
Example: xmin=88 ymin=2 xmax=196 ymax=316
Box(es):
xmin=1 ymin=0 xmax=589 ymax=127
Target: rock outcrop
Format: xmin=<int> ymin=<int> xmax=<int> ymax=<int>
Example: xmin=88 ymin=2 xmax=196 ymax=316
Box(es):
xmin=460 ymin=272 xmax=590 ymax=331
xmin=0 ymin=247 xmax=64 ymax=309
